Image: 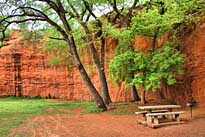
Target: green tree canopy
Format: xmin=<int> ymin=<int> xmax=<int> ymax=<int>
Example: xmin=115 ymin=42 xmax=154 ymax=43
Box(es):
xmin=108 ymin=0 xmax=204 ymax=104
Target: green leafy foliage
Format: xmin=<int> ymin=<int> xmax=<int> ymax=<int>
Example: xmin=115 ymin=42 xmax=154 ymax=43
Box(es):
xmin=109 ymin=42 xmax=184 ymax=91
xmin=109 ymin=50 xmax=135 ymax=84
xmin=40 ymin=28 xmax=74 ymax=68
xmin=108 ymin=0 xmax=205 ymax=92
xmin=131 ymin=8 xmax=179 ymax=37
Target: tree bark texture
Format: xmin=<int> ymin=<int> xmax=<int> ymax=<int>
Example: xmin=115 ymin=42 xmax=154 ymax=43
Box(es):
xmin=82 ymin=1 xmax=112 ymax=105
xmin=130 ymin=72 xmax=140 ymax=102
xmin=99 ymin=26 xmax=112 ymax=104
xmin=131 ymin=85 xmax=141 ymax=101
xmin=81 ymin=23 xmax=112 ymax=105
xmin=57 ymin=9 xmax=107 ymax=109
xmin=66 ymin=38 xmax=106 ymax=109
xmin=141 ymin=90 xmax=146 ymax=105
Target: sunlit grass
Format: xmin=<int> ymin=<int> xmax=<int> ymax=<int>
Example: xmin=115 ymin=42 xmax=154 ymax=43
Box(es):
xmin=0 ymin=97 xmax=97 ymax=137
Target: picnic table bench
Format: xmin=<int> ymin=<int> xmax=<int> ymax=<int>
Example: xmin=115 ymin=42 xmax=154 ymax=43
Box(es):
xmin=135 ymin=109 xmax=169 ymax=120
xmin=135 ymin=105 xmax=185 ymax=128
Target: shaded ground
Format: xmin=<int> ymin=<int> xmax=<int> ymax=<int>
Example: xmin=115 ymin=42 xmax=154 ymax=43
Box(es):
xmin=8 ymin=105 xmax=205 ymax=137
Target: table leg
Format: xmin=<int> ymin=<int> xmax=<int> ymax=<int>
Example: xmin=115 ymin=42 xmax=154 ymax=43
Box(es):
xmin=175 ymin=114 xmax=180 ymax=122
xmin=143 ymin=113 xmax=147 ymax=121
xmin=147 ymin=116 xmax=153 ymax=124
xmin=167 ymin=108 xmax=173 ymax=119
xmin=153 ymin=116 xmax=159 ymax=124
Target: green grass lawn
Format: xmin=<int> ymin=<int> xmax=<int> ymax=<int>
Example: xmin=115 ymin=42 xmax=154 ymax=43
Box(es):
xmin=0 ymin=97 xmax=98 ymax=137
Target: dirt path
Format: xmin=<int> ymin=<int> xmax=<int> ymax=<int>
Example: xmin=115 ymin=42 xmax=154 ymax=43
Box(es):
xmin=8 ymin=108 xmax=205 ymax=137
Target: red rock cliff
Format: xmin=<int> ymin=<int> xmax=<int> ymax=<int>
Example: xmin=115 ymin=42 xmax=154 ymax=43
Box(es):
xmin=151 ymin=22 xmax=205 ymax=107
xmin=0 ymin=22 xmax=205 ymax=107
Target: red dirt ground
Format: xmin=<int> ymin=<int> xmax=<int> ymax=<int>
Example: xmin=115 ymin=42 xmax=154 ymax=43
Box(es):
xmin=8 ymin=107 xmax=205 ymax=137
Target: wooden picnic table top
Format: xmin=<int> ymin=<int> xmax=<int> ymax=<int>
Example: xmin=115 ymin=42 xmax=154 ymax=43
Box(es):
xmin=138 ymin=105 xmax=181 ymax=110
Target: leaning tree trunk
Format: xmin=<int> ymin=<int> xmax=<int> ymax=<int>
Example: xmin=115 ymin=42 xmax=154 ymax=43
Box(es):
xmin=99 ymin=34 xmax=112 ymax=105
xmin=67 ymin=38 xmax=107 ymax=109
xmin=58 ymin=13 xmax=107 ymax=109
xmin=82 ymin=1 xmax=112 ymax=105
xmin=99 ymin=67 xmax=112 ymax=105
xmin=82 ymin=23 xmax=112 ymax=106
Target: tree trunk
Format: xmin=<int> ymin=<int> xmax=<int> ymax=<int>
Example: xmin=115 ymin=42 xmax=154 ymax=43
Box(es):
xmin=152 ymin=27 xmax=160 ymax=51
xmin=67 ymin=39 xmax=106 ymax=109
xmin=58 ymin=14 xmax=107 ymax=109
xmin=99 ymin=68 xmax=112 ymax=105
xmin=131 ymin=85 xmax=140 ymax=101
xmin=81 ymin=22 xmax=112 ymax=106
xmin=130 ymin=72 xmax=140 ymax=102
xmin=141 ymin=90 xmax=146 ymax=105
xmin=99 ymin=35 xmax=112 ymax=105
xmin=119 ymin=16 xmax=128 ymax=28
xmin=80 ymin=3 xmax=112 ymax=105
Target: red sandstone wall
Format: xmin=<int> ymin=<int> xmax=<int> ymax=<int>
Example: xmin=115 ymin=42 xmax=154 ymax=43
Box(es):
xmin=147 ymin=22 xmax=205 ymax=107
xmin=0 ymin=31 xmax=129 ymax=102
xmin=0 ymin=22 xmax=205 ymax=107
xmin=0 ymin=31 xmax=91 ymax=100
xmin=180 ymin=22 xmax=205 ymax=107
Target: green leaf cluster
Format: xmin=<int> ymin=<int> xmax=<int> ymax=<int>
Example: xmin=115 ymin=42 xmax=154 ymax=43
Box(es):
xmin=131 ymin=0 xmax=204 ymax=37
xmin=41 ymin=28 xmax=73 ymax=67
xmin=131 ymin=8 xmax=180 ymax=38
xmin=109 ymin=42 xmax=184 ymax=91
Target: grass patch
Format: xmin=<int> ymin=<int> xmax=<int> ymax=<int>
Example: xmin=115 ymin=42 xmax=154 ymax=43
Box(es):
xmin=0 ymin=97 xmax=96 ymax=137
xmin=83 ymin=106 xmax=105 ymax=114
xmin=106 ymin=102 xmax=139 ymax=115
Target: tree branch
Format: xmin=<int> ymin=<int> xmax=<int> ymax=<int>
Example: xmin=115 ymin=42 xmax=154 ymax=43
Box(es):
xmin=82 ymin=0 xmax=97 ymax=19
xmin=108 ymin=0 xmax=120 ymax=14
xmin=49 ymin=36 xmax=65 ymax=41
xmin=0 ymin=18 xmax=45 ymax=43
xmin=67 ymin=1 xmax=80 ymax=18
xmin=36 ymin=0 xmax=59 ymax=11
xmin=0 ymin=4 xmax=68 ymax=42
xmin=81 ymin=7 xmax=87 ymax=21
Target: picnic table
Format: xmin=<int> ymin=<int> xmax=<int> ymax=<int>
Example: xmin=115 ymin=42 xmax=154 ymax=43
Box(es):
xmin=138 ymin=105 xmax=181 ymax=112
xmin=136 ymin=105 xmax=185 ymax=128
